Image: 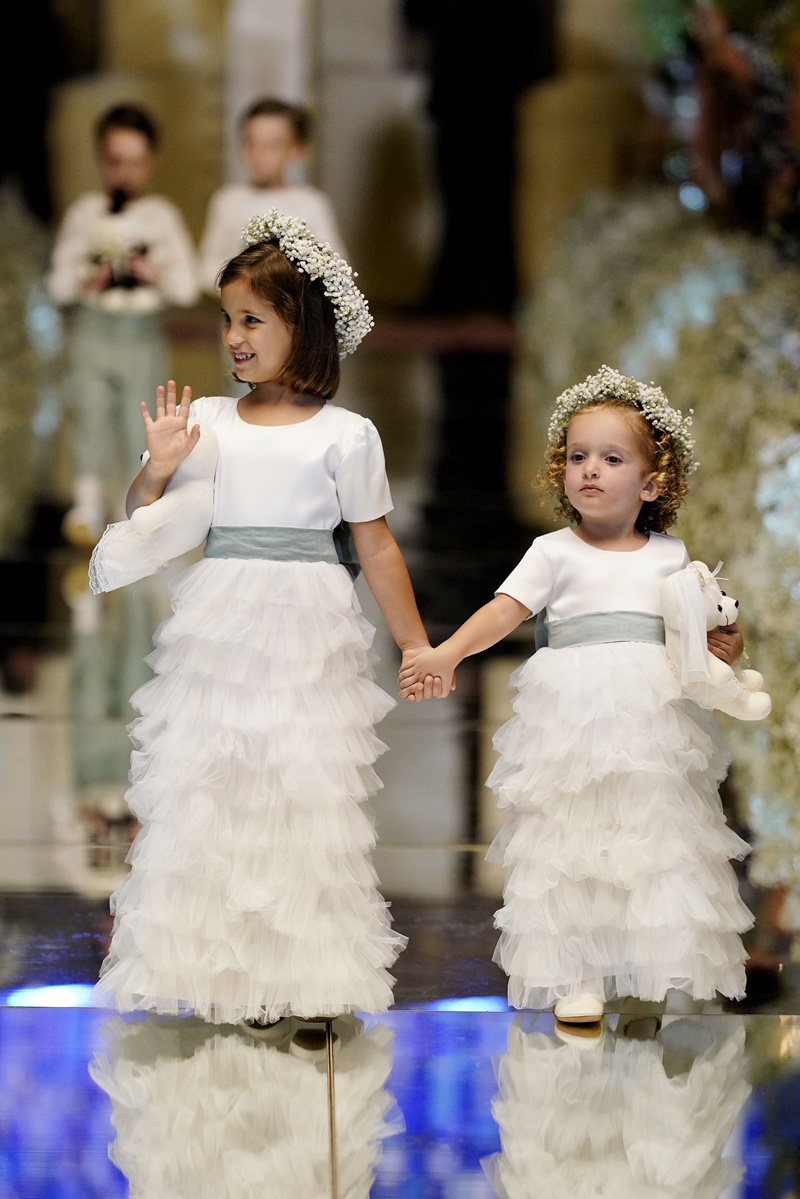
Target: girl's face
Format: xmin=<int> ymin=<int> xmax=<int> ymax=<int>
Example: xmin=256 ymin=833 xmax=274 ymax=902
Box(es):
xmin=220 ymin=280 xmax=294 ymax=385
xmin=564 ymin=407 xmax=658 ymax=525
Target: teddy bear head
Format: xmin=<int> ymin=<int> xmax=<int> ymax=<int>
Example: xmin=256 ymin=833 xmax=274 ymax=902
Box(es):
xmin=689 ymin=561 xmax=739 ymax=629
xmin=660 ymin=559 xmax=771 ymax=721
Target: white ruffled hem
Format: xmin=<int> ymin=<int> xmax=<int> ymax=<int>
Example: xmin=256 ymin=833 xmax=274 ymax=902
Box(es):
xmin=89 ymin=1015 xmax=403 ymax=1198
xmin=486 ymin=642 xmax=752 ymax=1006
xmin=482 ymin=1015 xmax=749 ymax=1198
xmin=97 ymin=556 xmax=405 ymax=1022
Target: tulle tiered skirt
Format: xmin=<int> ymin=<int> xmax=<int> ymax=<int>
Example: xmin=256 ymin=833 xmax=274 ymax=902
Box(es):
xmin=94 ymin=556 xmax=406 ymax=1023
xmin=89 ymin=1013 xmax=402 ymax=1198
xmin=482 ymin=1013 xmax=750 ymax=1197
xmin=486 ymin=642 xmax=753 ymax=1009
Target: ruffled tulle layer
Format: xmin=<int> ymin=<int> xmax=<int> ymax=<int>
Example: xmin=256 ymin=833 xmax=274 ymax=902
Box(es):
xmin=89 ymin=1014 xmax=402 ymax=1199
xmin=482 ymin=1014 xmax=749 ymax=1198
xmin=486 ymin=643 xmax=753 ymax=1007
xmin=94 ymin=557 xmax=406 ymax=1023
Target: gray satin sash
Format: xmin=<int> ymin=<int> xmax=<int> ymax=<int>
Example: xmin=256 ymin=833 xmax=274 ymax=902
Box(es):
xmin=203 ymin=523 xmax=361 ymax=579
xmin=535 ymin=610 xmax=665 ymax=650
xmin=204 ymin=525 xmax=340 ymax=563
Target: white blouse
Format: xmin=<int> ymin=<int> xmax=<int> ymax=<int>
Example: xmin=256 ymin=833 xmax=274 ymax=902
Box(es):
xmin=197 ymin=185 xmax=348 ymax=295
xmin=47 ymin=192 xmax=199 ymax=312
xmin=496 ymin=526 xmax=690 ymax=620
xmin=187 ymin=397 xmax=392 ymax=530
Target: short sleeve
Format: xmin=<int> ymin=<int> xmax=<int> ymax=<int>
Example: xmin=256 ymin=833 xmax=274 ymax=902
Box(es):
xmin=335 ymin=419 xmax=393 ymax=522
xmin=495 ymin=537 xmax=556 ymax=618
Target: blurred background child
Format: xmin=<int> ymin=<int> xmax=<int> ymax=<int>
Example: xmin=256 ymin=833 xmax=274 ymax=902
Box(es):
xmin=47 ymin=102 xmax=199 ymax=548
xmin=197 ymin=95 xmax=348 ymax=299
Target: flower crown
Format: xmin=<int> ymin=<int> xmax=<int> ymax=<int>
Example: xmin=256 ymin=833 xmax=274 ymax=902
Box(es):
xmin=242 ymin=209 xmax=374 ymax=358
xmin=548 ymin=365 xmax=698 ymax=475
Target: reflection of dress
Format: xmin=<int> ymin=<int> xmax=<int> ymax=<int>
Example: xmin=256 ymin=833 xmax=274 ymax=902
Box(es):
xmin=482 ymin=1014 xmax=751 ymax=1198
xmin=487 ymin=527 xmax=753 ymax=1009
xmin=94 ymin=397 xmax=407 ymax=1023
xmin=88 ymin=1013 xmax=402 ymax=1198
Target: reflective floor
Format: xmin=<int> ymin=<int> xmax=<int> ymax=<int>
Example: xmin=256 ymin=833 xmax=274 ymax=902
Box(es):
xmin=2 ymin=1001 xmax=800 ymax=1195
xmin=1 ymin=320 xmax=799 ymax=1194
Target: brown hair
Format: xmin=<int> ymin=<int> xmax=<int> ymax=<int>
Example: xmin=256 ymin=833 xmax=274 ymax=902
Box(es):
xmin=94 ymin=103 xmax=159 ymax=149
xmin=539 ymin=398 xmax=688 ymax=533
xmin=218 ymin=242 xmax=340 ymax=400
xmin=239 ymin=97 xmax=312 ymax=145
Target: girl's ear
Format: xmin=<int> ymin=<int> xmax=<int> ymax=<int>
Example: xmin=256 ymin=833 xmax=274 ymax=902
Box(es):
xmin=640 ymin=472 xmax=660 ymax=501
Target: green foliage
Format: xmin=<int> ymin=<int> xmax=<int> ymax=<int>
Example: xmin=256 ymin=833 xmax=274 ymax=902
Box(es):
xmin=629 ymin=0 xmax=800 ymax=62
xmin=628 ymin=0 xmax=692 ymax=62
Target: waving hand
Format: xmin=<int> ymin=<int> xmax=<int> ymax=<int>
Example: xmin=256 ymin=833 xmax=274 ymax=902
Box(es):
xmin=141 ymin=380 xmax=200 ymax=476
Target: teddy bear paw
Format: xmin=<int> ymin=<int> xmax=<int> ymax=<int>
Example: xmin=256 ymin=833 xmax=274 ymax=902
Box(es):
xmin=737 ymin=667 xmax=764 ymax=692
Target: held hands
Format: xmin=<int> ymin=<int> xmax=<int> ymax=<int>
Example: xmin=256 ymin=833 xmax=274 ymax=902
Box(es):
xmin=399 ymin=624 xmax=745 ymax=701
xmin=141 ymin=381 xmax=200 ymax=478
xmin=399 ymin=646 xmax=456 ymax=702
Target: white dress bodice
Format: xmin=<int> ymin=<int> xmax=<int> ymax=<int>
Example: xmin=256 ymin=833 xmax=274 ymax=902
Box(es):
xmin=188 ymin=397 xmax=393 ymax=531
xmin=496 ymin=526 xmax=690 ymax=621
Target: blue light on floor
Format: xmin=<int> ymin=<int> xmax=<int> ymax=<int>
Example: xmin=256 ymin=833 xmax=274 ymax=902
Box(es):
xmin=1 ymin=983 xmax=96 ymax=1007
xmin=0 ymin=1005 xmax=128 ymax=1196
xmin=369 ymin=1006 xmax=514 ymax=1196
xmin=428 ymin=995 xmax=510 ymax=1011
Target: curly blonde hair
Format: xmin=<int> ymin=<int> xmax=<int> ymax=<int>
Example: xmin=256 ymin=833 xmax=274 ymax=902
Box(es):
xmin=539 ymin=398 xmax=689 ymax=533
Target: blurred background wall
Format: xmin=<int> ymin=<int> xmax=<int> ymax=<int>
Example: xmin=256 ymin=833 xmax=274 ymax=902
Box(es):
xmin=1 ymin=0 xmax=653 ymax=554
xmin=38 ymin=0 xmax=650 ymax=298
xmin=0 ymin=0 xmax=658 ymax=896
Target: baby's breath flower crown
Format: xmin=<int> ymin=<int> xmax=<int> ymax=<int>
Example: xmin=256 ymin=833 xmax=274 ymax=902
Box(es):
xmin=548 ymin=364 xmax=698 ymax=476
xmin=242 ymin=209 xmax=374 ymax=358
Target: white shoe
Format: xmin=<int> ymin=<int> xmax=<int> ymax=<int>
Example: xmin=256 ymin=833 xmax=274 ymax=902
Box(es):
xmin=553 ymin=993 xmax=604 ymax=1023
xmin=62 ymin=476 xmax=105 ymax=549
xmin=62 ymin=508 xmax=104 ymax=550
xmin=555 ymin=1017 xmax=605 ymax=1048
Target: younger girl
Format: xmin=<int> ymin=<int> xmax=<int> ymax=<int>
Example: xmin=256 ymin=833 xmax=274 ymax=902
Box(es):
xmin=399 ymin=365 xmax=754 ymax=1021
xmin=92 ymin=209 xmax=435 ymax=1030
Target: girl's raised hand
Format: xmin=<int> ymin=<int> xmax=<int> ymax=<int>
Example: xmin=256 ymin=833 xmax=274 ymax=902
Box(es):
xmin=141 ymin=381 xmax=200 ymax=475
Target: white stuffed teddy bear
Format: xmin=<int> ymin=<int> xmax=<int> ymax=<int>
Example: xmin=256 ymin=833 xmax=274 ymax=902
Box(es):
xmin=659 ymin=560 xmax=771 ymax=721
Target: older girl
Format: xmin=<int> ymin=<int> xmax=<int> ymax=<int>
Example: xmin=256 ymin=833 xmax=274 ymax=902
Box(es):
xmin=93 ymin=210 xmax=435 ymax=1037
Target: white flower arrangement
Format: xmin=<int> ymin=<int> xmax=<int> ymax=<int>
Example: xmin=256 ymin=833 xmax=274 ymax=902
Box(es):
xmin=547 ymin=363 xmax=698 ymax=475
xmin=242 ymin=209 xmax=374 ymax=358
